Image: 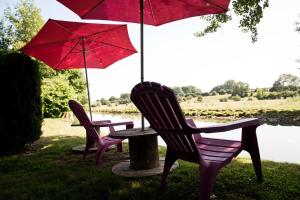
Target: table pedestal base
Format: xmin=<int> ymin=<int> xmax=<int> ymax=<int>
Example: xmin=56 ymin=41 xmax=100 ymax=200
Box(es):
xmin=112 ymin=158 xmax=179 ymax=177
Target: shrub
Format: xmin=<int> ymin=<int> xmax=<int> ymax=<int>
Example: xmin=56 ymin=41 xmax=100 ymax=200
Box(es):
xmin=219 ymin=97 xmax=228 ymax=102
xmin=42 ymin=76 xmax=75 ymax=118
xmin=210 ymin=91 xmax=218 ymax=96
xmin=0 ymin=51 xmax=42 ymax=155
xmin=197 ymin=96 xmax=203 ymax=102
xmin=230 ymin=95 xmax=241 ymax=101
xmin=201 ymin=92 xmax=210 ymax=96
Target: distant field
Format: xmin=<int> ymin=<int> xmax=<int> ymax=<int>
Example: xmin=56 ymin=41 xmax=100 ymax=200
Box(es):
xmin=181 ymin=95 xmax=300 ymax=110
xmin=92 ymin=96 xmax=300 ymax=126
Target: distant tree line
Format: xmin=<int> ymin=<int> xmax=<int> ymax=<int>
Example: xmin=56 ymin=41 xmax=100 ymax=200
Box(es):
xmin=210 ymin=74 xmax=300 ymax=102
xmin=94 ymin=93 xmax=131 ymax=107
xmin=95 ymin=73 xmax=300 ymax=105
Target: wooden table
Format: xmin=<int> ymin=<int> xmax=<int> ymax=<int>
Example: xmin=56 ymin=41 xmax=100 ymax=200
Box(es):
xmin=109 ymin=127 xmax=159 ymax=170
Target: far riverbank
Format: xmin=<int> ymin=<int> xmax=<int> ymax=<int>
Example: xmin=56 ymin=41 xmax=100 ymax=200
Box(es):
xmin=91 ymin=96 xmax=300 ymax=126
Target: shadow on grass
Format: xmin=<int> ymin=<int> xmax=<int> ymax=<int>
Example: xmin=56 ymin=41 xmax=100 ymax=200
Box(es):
xmin=0 ymin=136 xmax=299 ymax=200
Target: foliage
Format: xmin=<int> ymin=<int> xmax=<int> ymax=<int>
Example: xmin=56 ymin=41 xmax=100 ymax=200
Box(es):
xmin=119 ymin=93 xmax=131 ymax=104
xmin=211 ymin=80 xmax=250 ymax=97
xmin=1 ymin=0 xmax=44 ymax=50
xmin=197 ymin=96 xmax=203 ymax=102
xmin=219 ymin=97 xmax=228 ymax=102
xmin=195 ymin=0 xmax=269 ymax=42
xmin=0 ymin=19 xmax=13 ymax=50
xmin=42 ymin=76 xmax=75 ymax=118
xmin=172 ymin=85 xmax=202 ymax=98
xmin=232 ymin=81 xmax=250 ymax=97
xmin=1 ymin=0 xmax=87 ymax=118
xmin=0 ymin=51 xmax=42 ymax=155
xmin=270 ymin=73 xmax=300 ymax=92
xmin=256 ymin=91 xmax=298 ymax=100
xmin=255 ymin=88 xmax=268 ymax=99
xmin=100 ymin=98 xmax=109 ymax=105
xmin=230 ymin=95 xmax=241 ymax=101
xmin=59 ymin=70 xmax=87 ymax=104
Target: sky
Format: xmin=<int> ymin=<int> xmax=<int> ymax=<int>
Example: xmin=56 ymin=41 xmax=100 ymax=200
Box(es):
xmin=1 ymin=0 xmax=300 ymax=101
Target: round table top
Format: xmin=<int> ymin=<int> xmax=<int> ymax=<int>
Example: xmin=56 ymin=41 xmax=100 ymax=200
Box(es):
xmin=109 ymin=127 xmax=157 ymax=139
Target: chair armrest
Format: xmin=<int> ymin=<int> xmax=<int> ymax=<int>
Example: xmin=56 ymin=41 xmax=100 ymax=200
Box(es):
xmin=90 ymin=120 xmax=111 ymax=126
xmin=192 ymin=118 xmax=261 ymax=134
xmin=91 ymin=121 xmax=134 ymax=128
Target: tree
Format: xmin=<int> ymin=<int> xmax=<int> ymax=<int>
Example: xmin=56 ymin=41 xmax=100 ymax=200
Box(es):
xmin=172 ymin=87 xmax=184 ymax=97
xmin=42 ymin=76 xmax=75 ymax=118
xmin=270 ymin=74 xmax=300 ymax=92
xmin=2 ymin=0 xmax=44 ymax=50
xmin=195 ymin=0 xmax=269 ymax=42
xmin=1 ymin=0 xmax=87 ymax=117
xmin=181 ymin=86 xmax=202 ymax=96
xmin=119 ymin=93 xmax=131 ymax=104
xmin=211 ymin=80 xmax=235 ymax=94
xmin=232 ymin=81 xmax=250 ymax=97
xmin=211 ymin=80 xmax=250 ymax=97
xmin=100 ymin=98 xmax=108 ymax=105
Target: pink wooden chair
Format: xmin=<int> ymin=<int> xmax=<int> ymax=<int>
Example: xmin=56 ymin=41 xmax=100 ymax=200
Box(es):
xmin=130 ymin=82 xmax=263 ymax=200
xmin=68 ymin=100 xmax=134 ymax=167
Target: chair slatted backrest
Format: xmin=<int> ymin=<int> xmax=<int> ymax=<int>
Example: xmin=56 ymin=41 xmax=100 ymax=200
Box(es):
xmin=131 ymin=82 xmax=198 ymax=153
xmin=68 ymin=100 xmax=99 ymax=140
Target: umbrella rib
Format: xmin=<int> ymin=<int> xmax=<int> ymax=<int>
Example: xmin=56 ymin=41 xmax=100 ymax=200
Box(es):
xmin=146 ymin=0 xmax=158 ymax=25
xmin=81 ymin=0 xmax=105 ymax=19
xmin=203 ymin=0 xmax=228 ymax=12
xmin=85 ymin=25 xmax=127 ymax=39
xmin=55 ymin=39 xmax=81 ymax=69
xmin=84 ymin=37 xmax=136 ymax=53
xmin=51 ymin=19 xmax=85 ymax=38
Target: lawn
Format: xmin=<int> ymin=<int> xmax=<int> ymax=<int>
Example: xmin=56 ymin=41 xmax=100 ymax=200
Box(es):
xmin=0 ymin=119 xmax=299 ymax=200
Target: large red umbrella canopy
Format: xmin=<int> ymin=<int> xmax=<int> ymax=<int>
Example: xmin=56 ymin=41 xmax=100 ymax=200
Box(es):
xmin=56 ymin=0 xmax=231 ymax=127
xmin=21 ymin=19 xmax=137 ymax=70
xmin=21 ymin=19 xmax=137 ymax=120
xmin=57 ymin=0 xmax=231 ymax=26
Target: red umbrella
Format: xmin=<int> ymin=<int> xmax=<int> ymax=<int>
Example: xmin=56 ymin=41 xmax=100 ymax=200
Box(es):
xmin=56 ymin=0 xmax=230 ymax=26
xmin=57 ymin=0 xmax=230 ymax=77
xmin=21 ymin=19 xmax=137 ymax=120
xmin=57 ymin=0 xmax=231 ymax=127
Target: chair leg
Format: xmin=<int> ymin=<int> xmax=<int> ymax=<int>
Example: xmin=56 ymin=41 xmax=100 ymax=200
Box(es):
xmin=249 ymin=150 xmax=263 ymax=183
xmin=161 ymin=149 xmax=177 ymax=190
xmin=96 ymin=147 xmax=107 ymax=167
xmin=84 ymin=139 xmax=95 ymax=158
xmin=242 ymin=126 xmax=263 ymax=182
xmin=116 ymin=141 xmax=123 ymax=152
xmin=199 ymin=164 xmax=219 ymax=200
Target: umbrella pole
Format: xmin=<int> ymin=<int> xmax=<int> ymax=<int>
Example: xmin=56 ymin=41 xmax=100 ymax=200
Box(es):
xmin=81 ymin=37 xmax=93 ymax=121
xmin=140 ymin=0 xmax=145 ymax=130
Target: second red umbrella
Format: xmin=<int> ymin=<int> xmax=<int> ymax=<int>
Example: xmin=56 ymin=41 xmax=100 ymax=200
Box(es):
xmin=21 ymin=19 xmax=137 ymax=120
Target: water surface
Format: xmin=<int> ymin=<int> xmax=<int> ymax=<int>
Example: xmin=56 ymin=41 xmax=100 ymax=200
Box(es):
xmin=93 ymin=113 xmax=300 ymax=164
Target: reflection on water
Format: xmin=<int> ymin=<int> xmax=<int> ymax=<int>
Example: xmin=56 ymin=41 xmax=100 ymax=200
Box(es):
xmin=93 ymin=113 xmax=300 ymax=164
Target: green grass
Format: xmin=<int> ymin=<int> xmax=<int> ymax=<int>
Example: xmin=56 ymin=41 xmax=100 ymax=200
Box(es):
xmin=1 ymin=119 xmax=300 ymax=200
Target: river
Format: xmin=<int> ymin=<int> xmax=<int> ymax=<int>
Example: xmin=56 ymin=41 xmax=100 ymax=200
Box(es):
xmin=92 ymin=113 xmax=300 ymax=164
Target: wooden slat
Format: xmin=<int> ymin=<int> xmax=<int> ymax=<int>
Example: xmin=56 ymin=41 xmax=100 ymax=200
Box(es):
xmin=198 ymin=144 xmax=239 ymax=153
xmin=200 ymin=150 xmax=233 ymax=158
xmin=202 ymin=155 xmax=228 ymax=162
xmin=201 ymin=138 xmax=241 ymax=148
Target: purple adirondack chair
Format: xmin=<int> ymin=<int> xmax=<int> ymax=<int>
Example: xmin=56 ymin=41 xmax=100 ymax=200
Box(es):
xmin=69 ymin=100 xmax=134 ymax=167
xmin=130 ymin=82 xmax=263 ymax=200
